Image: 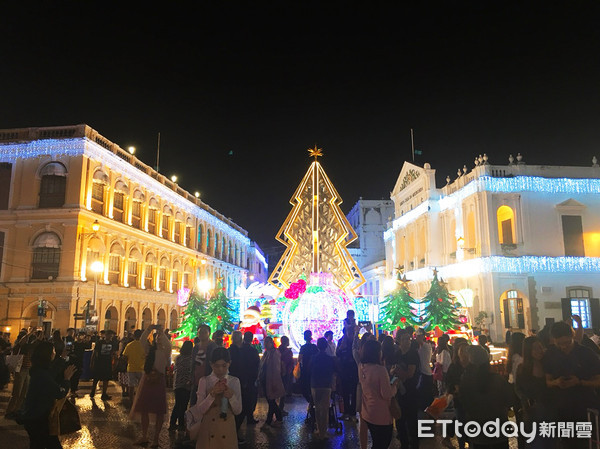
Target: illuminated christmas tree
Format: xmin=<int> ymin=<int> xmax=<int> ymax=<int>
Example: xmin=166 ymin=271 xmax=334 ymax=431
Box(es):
xmin=205 ymin=278 xmax=236 ymax=333
xmin=421 ymin=269 xmax=461 ymax=332
xmin=268 ymin=146 xmax=365 ymax=294
xmin=174 ymin=291 xmax=208 ymax=341
xmin=379 ymin=272 xmax=420 ymax=329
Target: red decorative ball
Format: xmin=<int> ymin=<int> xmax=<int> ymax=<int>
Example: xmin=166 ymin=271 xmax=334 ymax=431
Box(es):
xmin=400 ymin=317 xmax=407 ymax=323
xmin=217 ymin=315 xmax=222 ymax=320
xmin=438 ymin=298 xmax=443 ymax=302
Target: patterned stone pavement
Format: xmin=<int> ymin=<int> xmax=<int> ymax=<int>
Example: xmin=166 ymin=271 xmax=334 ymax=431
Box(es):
xmin=0 ymin=378 xmax=494 ymax=449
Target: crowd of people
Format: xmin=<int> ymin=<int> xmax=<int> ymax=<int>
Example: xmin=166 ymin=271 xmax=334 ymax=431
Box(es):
xmin=1 ymin=311 xmax=599 ymax=449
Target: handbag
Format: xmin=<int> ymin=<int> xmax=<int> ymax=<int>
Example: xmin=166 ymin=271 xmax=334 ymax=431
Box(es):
xmin=433 ymin=362 xmax=444 ymax=382
xmin=49 ymin=397 xmax=81 ymax=436
xmin=293 ymin=362 xmax=301 ymax=380
xmin=6 ymin=348 xmax=23 ymax=374
xmin=389 ymin=396 xmax=402 ymax=420
xmin=115 ymin=355 xmax=128 ymax=373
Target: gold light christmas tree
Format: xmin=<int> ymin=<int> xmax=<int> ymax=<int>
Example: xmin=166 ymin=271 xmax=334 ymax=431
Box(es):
xmin=268 ymin=146 xmax=365 ymax=293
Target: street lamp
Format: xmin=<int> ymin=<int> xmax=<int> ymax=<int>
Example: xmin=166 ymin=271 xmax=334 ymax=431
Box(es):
xmin=128 ymin=146 xmax=136 ymax=155
xmin=171 ymin=175 xmax=178 ymax=183
xmin=90 ymin=260 xmax=104 ymax=312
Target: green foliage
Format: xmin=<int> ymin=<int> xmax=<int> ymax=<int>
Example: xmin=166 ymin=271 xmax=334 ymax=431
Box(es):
xmin=421 ymin=271 xmax=461 ymax=332
xmin=379 ymin=277 xmax=420 ymax=330
xmin=174 ymin=291 xmax=207 ymax=341
xmin=205 ymin=281 xmax=236 ymax=333
xmin=474 ymin=311 xmax=488 ymax=328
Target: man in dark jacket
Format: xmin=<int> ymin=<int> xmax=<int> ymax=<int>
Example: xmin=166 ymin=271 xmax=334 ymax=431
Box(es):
xmin=238 ymin=331 xmax=260 ymax=426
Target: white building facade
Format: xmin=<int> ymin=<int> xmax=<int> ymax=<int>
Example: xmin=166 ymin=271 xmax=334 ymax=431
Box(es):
xmin=384 ymin=157 xmax=600 ymax=342
xmin=346 ymin=198 xmax=394 ymax=322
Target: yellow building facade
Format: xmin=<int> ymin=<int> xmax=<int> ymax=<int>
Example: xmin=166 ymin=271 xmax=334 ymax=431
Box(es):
xmin=0 ymin=124 xmax=253 ymax=337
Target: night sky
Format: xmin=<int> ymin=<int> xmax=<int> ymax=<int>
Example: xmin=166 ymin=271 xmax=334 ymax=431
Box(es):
xmin=2 ymin=2 xmax=600 ymax=264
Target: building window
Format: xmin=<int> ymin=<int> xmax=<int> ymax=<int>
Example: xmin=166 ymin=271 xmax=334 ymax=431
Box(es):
xmin=562 ymin=215 xmax=585 ymax=257
xmin=147 ymin=208 xmax=157 ymax=234
xmin=113 ymin=191 xmax=125 ymax=222
xmin=162 ymin=215 xmax=170 ymax=239
xmin=0 ymin=231 xmax=4 ymax=278
xmin=171 ymin=271 xmax=179 ymax=292
xmin=569 ymin=288 xmax=591 ymax=328
xmin=185 ymin=226 xmax=192 ymax=247
xmin=39 ymin=162 xmax=67 ymax=208
xmin=497 ymin=206 xmax=515 ymax=245
xmin=91 ymin=182 xmax=105 ymax=214
xmin=198 ymin=225 xmax=203 ymax=250
xmin=0 ymin=163 xmax=12 ymax=210
xmin=159 ymin=267 xmax=167 ymax=291
xmin=128 ymin=260 xmax=138 ymax=287
xmin=174 ymin=221 xmax=181 ymax=243
xmin=31 ymin=232 xmax=61 ymax=280
xmin=131 ymin=201 xmax=142 ymax=229
xmin=183 ymin=272 xmax=190 ymax=289
xmin=144 ymin=265 xmax=153 ymax=289
xmin=108 ymin=255 xmax=121 ymax=284
xmin=503 ymin=290 xmax=525 ymax=329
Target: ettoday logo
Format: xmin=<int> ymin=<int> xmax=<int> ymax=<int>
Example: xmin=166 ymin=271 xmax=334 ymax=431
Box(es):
xmin=418 ymin=420 xmax=593 ymax=442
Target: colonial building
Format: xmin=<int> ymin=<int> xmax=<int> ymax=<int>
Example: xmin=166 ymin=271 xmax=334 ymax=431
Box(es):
xmin=346 ymin=198 xmax=394 ymax=321
xmin=0 ymin=124 xmax=258 ymax=337
xmin=384 ymin=155 xmax=600 ymax=342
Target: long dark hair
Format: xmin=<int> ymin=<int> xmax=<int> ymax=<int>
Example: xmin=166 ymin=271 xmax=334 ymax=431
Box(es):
xmin=144 ymin=333 xmax=157 ymax=374
xmin=507 ymin=332 xmax=526 ymax=375
xmin=179 ymin=340 xmax=193 ymax=357
xmin=436 ymin=334 xmax=450 ymax=355
xmin=519 ymin=336 xmax=542 ymax=379
xmin=451 ymin=337 xmax=469 ymax=364
xmin=31 ymin=340 xmax=54 ymax=370
xmin=360 ymin=340 xmax=382 ymax=365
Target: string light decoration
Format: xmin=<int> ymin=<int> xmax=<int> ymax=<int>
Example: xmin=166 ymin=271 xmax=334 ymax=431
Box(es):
xmin=385 ymin=174 xmax=600 ymax=241
xmin=0 ymin=137 xmax=249 ymax=244
xmin=400 ymin=256 xmax=600 ymax=283
xmin=282 ymin=281 xmax=355 ymax=352
xmin=268 ymin=146 xmax=365 ymax=293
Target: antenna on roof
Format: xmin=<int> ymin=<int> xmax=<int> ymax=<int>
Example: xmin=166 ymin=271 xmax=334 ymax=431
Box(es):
xmin=156 ymin=132 xmax=161 ymax=172
xmin=411 ymin=128 xmax=415 ymax=162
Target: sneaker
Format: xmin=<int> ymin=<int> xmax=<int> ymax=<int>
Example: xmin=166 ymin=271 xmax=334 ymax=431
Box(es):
xmin=237 ymin=438 xmax=246 ymax=445
xmin=100 ymin=394 xmax=112 ymax=400
xmin=281 ymin=410 xmax=289 ymax=417
xmin=247 ymin=418 xmax=260 ymax=425
xmin=270 ymin=420 xmax=283 ymax=428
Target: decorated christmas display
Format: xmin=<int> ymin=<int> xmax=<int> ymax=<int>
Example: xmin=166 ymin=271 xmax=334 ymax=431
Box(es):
xmin=420 ymin=269 xmax=462 ymax=332
xmin=378 ymin=272 xmax=421 ymax=329
xmin=174 ymin=278 xmax=235 ymax=341
xmin=266 ymin=147 xmax=367 ymax=351
xmin=205 ymin=278 xmax=237 ymax=333
xmin=174 ymin=290 xmax=208 ymax=341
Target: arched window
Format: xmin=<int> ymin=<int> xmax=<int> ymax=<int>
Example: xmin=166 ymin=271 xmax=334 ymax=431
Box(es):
xmin=497 ymin=206 xmax=516 ymax=245
xmin=108 ymin=243 xmax=124 ymax=285
xmin=159 ymin=257 xmax=168 ymax=291
xmin=198 ymin=225 xmax=204 ymax=251
xmin=128 ymin=248 xmax=142 ymax=288
xmin=31 ymin=232 xmax=61 ymax=280
xmin=144 ymin=253 xmax=157 ymax=290
xmin=91 ymin=170 xmax=109 ymax=215
xmin=39 ymin=162 xmax=67 ymax=208
xmin=162 ymin=206 xmax=172 ymax=240
xmin=147 ymin=198 xmax=159 ymax=234
xmin=206 ymin=229 xmax=212 ymax=255
xmin=112 ymin=180 xmax=129 ymax=223
xmin=131 ymin=190 xmax=144 ymax=229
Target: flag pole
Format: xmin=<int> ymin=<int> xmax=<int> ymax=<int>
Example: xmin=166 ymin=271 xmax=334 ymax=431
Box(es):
xmin=410 ymin=128 xmax=415 ymax=162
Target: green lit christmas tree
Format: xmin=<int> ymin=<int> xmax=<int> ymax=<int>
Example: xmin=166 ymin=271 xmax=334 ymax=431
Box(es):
xmin=174 ymin=290 xmax=208 ymax=341
xmin=205 ymin=278 xmax=236 ymax=333
xmin=379 ymin=272 xmax=420 ymax=330
xmin=421 ymin=269 xmax=461 ymax=332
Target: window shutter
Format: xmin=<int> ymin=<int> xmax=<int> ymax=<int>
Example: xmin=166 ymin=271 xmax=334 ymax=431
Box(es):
xmin=589 ymin=298 xmax=600 ymax=330
xmin=561 ymin=298 xmax=572 ymax=321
